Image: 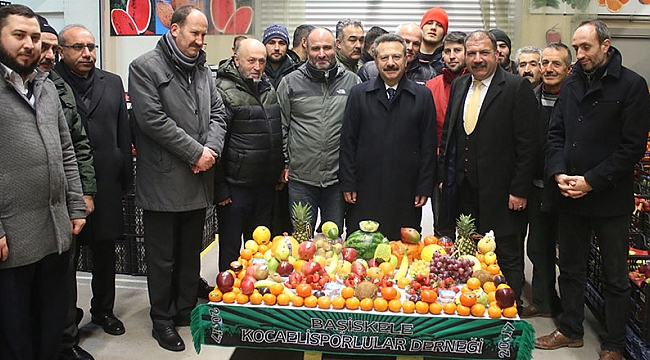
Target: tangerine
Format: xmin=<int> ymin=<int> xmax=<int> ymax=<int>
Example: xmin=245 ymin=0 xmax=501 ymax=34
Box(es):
xmin=360 ymin=298 xmax=374 ymax=311
xmin=291 ymin=295 xmax=304 ymax=307
xmin=402 ymin=300 xmax=416 ymax=314
xmin=258 ymin=244 xmax=269 ymax=253
xmin=222 ymin=291 xmax=237 ymax=303
xmin=341 ymin=286 xmax=355 ymax=299
xmin=277 ymin=293 xmax=291 ymax=306
xmin=397 ymin=277 xmax=411 ymax=289
xmin=429 ymin=302 xmax=443 ymax=315
xmin=487 ymin=264 xmax=501 ymax=275
xmin=605 ymin=0 xmax=623 ymax=12
xmin=332 ymin=296 xmax=346 ymax=310
xmin=374 ymin=298 xmax=389 ymax=312
xmin=459 ymin=292 xmax=477 ymax=307
xmin=423 ymin=235 xmax=439 ymax=245
xmin=345 ymin=297 xmax=360 ymax=310
xmin=388 ymin=299 xmax=402 ymax=313
xmin=457 ymin=304 xmax=471 ymax=316
xmin=262 ymin=293 xmax=277 ymax=305
xmin=467 ymin=277 xmax=481 ymax=290
xmin=240 ymin=248 xmax=253 ymax=261
xmin=270 ymin=283 xmax=285 ymax=296
xmin=497 ymin=283 xmax=511 ymax=290
xmin=208 ymin=289 xmax=223 ymax=302
xmin=442 ymin=302 xmax=457 ymax=315
xmin=317 ymin=296 xmax=331 ymax=309
xmin=304 ymin=295 xmax=318 ymax=308
xmin=415 ymin=301 xmax=429 ymax=314
xmin=249 ymin=292 xmax=263 ymax=305
xmin=483 ymin=281 xmax=497 ymax=293
xmin=296 ymin=283 xmax=313 ymax=298
xmin=233 ymin=278 xmax=241 ymax=289
xmin=420 ymin=289 xmax=438 ymax=303
xmin=367 ymin=267 xmax=384 ymax=280
xmin=231 ymin=287 xmax=241 ymax=295
xmin=488 ymin=305 xmax=502 ymax=318
xmin=378 ymin=262 xmax=395 ymax=278
xmin=488 ymin=291 xmax=497 ymax=303
xmin=503 ymin=306 xmax=518 ymax=318
xmin=381 ymin=286 xmax=398 ymax=301
xmin=236 ymin=293 xmax=249 ymax=304
xmin=471 ymin=303 xmax=486 ymax=317
xmin=460 ymin=285 xmax=473 ymax=294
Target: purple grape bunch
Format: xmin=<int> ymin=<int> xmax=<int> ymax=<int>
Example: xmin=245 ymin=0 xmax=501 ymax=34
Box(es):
xmin=429 ymin=252 xmax=474 ymax=283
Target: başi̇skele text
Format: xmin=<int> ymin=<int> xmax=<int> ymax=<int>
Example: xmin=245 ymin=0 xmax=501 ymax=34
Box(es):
xmin=190 ymin=303 xmax=535 ymax=359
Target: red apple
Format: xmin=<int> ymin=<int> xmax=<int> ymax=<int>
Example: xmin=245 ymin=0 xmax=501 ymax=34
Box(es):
xmin=350 ymin=262 xmax=366 ymax=277
xmin=367 ymin=258 xmax=379 ymax=267
xmin=301 ymin=261 xmax=322 ymax=276
xmin=495 ymin=288 xmax=516 ymax=308
xmin=276 ymin=261 xmax=294 ymax=277
xmin=341 ymin=247 xmax=357 ymax=262
xmin=240 ymin=275 xmax=256 ymax=295
xmin=298 ymin=241 xmax=317 ymax=260
xmin=216 ymin=271 xmax=235 ymax=293
xmin=493 ymin=274 xmax=508 ymax=287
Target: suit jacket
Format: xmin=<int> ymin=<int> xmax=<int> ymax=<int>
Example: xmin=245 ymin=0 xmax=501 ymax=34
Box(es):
xmin=438 ymin=66 xmax=538 ymax=236
xmin=55 ymin=63 xmax=133 ymax=243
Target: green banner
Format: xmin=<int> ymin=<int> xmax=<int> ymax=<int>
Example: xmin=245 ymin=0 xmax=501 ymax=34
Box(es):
xmin=191 ymin=303 xmax=535 ymax=359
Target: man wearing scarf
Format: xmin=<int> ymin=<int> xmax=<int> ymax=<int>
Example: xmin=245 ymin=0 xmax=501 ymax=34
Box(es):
xmin=128 ymin=5 xmax=227 ymax=352
xmin=55 ymin=24 xmax=132 ymax=340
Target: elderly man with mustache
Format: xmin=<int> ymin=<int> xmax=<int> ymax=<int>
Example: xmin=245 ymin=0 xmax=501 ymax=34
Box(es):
xmin=515 ymin=46 xmax=543 ymax=88
xmin=438 ymin=30 xmax=538 ymax=308
xmin=335 ymin=18 xmax=364 ymax=74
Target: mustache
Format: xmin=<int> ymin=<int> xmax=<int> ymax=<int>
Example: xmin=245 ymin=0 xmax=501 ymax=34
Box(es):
xmin=522 ymin=71 xmax=534 ymax=78
xmin=383 ymin=65 xmax=399 ymax=71
xmin=351 ymin=49 xmax=361 ymax=54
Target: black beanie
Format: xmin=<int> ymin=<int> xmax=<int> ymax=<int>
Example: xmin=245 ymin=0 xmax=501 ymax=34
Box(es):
xmin=37 ymin=14 xmax=58 ymax=37
xmin=489 ymin=29 xmax=511 ymax=51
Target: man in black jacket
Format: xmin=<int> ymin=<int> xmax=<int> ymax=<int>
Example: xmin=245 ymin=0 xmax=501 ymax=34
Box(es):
xmin=263 ymin=24 xmax=300 ymax=89
xmin=535 ymin=21 xmax=650 ymax=360
xmin=214 ymin=39 xmax=283 ymax=272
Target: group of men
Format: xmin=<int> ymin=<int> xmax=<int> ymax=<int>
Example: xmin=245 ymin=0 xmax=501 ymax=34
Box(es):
xmin=1 ymin=3 xmax=649 ymax=360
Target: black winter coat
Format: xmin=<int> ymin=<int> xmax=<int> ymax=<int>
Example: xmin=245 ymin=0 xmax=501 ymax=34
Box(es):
xmin=214 ymin=58 xmax=283 ymax=202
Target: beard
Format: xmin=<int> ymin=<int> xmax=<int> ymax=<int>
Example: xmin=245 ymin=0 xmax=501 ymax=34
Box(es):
xmin=0 ymin=42 xmax=38 ymax=77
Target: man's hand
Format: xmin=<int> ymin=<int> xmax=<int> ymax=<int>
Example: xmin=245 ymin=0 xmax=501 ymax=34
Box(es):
xmin=0 ymin=236 xmax=8 ymax=261
xmin=71 ymin=218 xmax=86 ymax=235
xmin=415 ymin=195 xmax=428 ymax=208
xmin=218 ymin=197 xmax=232 ymax=206
xmin=192 ymin=147 xmax=217 ymax=173
xmin=280 ymin=168 xmax=289 ymax=183
xmin=344 ymin=191 xmax=357 ymax=204
xmin=508 ymin=194 xmax=527 ymax=211
xmin=83 ymin=195 xmax=95 ymax=216
xmin=556 ymin=173 xmax=591 ymax=199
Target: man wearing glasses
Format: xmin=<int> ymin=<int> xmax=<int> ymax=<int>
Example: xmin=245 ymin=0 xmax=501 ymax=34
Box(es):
xmin=55 ymin=24 xmax=133 ymax=340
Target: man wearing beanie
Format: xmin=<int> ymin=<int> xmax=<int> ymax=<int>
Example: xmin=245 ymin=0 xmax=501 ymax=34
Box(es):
xmin=262 ymin=24 xmax=300 ymax=89
xmin=419 ymin=7 xmax=448 ymax=75
xmin=37 ymin=14 xmax=98 ymax=360
xmin=489 ymin=28 xmax=517 ymax=73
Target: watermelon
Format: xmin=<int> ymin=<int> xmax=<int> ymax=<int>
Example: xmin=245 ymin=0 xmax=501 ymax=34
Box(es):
xmin=127 ymin=0 xmax=151 ymax=34
xmin=345 ymin=230 xmax=388 ymax=261
xmin=211 ymin=0 xmax=236 ymax=32
xmin=111 ymin=9 xmax=138 ymax=35
xmin=222 ymin=6 xmax=252 ymax=34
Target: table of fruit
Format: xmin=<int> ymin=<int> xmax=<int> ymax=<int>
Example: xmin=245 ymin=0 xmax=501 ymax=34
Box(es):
xmin=190 ymin=218 xmax=535 ymax=359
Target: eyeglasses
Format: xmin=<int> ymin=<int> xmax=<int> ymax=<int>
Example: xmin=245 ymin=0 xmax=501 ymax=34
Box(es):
xmin=60 ymin=43 xmax=99 ymax=52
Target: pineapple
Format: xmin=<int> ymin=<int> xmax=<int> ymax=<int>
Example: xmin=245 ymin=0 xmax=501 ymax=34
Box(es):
xmin=454 ymin=214 xmax=478 ymax=257
xmin=291 ymin=201 xmax=313 ymax=243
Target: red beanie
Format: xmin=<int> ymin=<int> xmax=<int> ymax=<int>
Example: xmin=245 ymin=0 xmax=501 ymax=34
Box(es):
xmin=420 ymin=7 xmax=448 ymax=35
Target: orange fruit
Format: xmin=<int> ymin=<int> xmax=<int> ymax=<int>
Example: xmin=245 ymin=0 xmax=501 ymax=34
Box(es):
xmin=258 ymin=244 xmax=269 ymax=253
xmin=503 ymin=306 xmax=518 ymax=318
xmin=367 ymin=267 xmax=384 ymax=280
xmin=222 ymin=291 xmax=237 ymax=304
xmin=374 ymin=298 xmax=388 ymax=312
xmin=481 ymin=263 xmax=488 ymax=270
xmin=488 ymin=304 xmax=502 ymax=318
xmin=296 ymin=283 xmax=313 ymax=298
xmin=460 ymin=285 xmax=473 ymax=294
xmin=317 ymin=296 xmax=331 ymax=309
xmin=341 ymin=286 xmax=355 ymax=299
xmin=231 ymin=287 xmax=241 ymax=295
xmin=270 ymin=283 xmax=285 ymax=296
xmin=360 ymin=298 xmax=374 ymax=311
xmin=237 ymin=270 xmax=246 ymax=280
xmin=421 ymin=289 xmax=438 ymax=303
xmin=605 ymin=0 xmax=623 ymax=12
xmin=415 ymin=301 xmax=429 ymax=314
xmin=457 ymin=304 xmax=471 ymax=316
xmin=235 ymin=293 xmax=249 ymax=304
xmin=381 ymin=286 xmax=398 ymax=301
xmin=483 ymin=281 xmax=497 ymax=293
xmin=253 ymin=252 xmax=265 ymax=259
xmin=397 ymin=277 xmax=410 ymax=289
xmin=291 ymin=295 xmax=304 ymax=307
xmin=471 ymin=304 xmax=486 ymax=317
xmin=263 ymin=293 xmax=277 ymax=305
xmin=442 ymin=302 xmax=457 ymax=315
xmin=378 ymin=262 xmax=395 ymax=278
xmin=345 ymin=297 xmax=360 ymax=310
xmin=467 ymin=277 xmax=481 ymax=290
xmin=402 ymin=300 xmax=416 ymax=314
xmin=423 ymin=235 xmax=438 ymax=245
xmin=488 ymin=291 xmax=497 ymax=303
xmin=497 ymin=283 xmax=511 ymax=290
xmin=208 ymin=289 xmax=223 ymax=302
xmin=429 ymin=301 xmax=443 ymax=315
xmin=475 ymin=253 xmax=485 ymax=263
xmin=459 ymin=292 xmax=477 ymax=307
xmin=240 ymin=248 xmax=253 ymax=261
xmin=294 ymin=259 xmax=306 ymax=274
xmin=332 ymin=296 xmax=346 ymax=310
xmin=277 ymin=293 xmax=291 ymax=306
xmin=233 ymin=278 xmax=241 ymax=289
xmin=388 ymin=299 xmax=402 ymax=313
xmin=487 ymin=264 xmax=501 ymax=275
xmin=249 ymin=292 xmax=263 ymax=305
xmin=304 ymin=295 xmax=318 ymax=308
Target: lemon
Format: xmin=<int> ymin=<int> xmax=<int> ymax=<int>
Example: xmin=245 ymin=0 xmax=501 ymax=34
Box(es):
xmin=321 ymin=221 xmax=339 ymax=239
xmin=252 ymin=226 xmax=271 ymax=245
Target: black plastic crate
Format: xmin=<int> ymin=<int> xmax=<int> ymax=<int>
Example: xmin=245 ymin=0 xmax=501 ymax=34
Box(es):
xmin=627 ymin=326 xmax=650 ymax=360
xmin=76 ymin=236 xmax=146 ymax=275
xmin=203 ymin=205 xmax=217 ymax=250
xmin=122 ymin=194 xmax=143 ymax=236
xmin=124 ymin=234 xmax=147 ymax=275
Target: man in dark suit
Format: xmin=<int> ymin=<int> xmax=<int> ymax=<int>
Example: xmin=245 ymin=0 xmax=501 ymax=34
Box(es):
xmin=340 ymin=33 xmax=437 ymax=240
xmin=55 ymin=24 xmax=133 ymax=338
xmin=438 ymin=30 xmax=537 ymax=306
xmin=535 ymin=20 xmax=650 ymax=360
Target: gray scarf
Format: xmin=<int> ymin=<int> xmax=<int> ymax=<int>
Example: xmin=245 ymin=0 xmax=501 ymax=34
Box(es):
xmin=164 ymin=32 xmax=199 ymax=72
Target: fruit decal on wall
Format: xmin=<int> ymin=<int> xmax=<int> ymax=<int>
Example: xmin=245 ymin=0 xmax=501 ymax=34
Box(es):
xmin=110 ymin=0 xmax=253 ymax=36
xmin=532 ymin=0 xmax=650 ymax=13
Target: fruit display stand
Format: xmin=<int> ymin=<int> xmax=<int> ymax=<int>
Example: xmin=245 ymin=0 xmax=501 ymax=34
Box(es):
xmin=189 ymin=302 xmax=534 ymax=359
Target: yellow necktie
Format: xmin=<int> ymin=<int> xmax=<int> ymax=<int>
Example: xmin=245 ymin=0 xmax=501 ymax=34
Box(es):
xmin=464 ymin=80 xmax=482 ymax=135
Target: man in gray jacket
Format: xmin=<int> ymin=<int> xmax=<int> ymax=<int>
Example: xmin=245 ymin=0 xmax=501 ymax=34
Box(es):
xmin=128 ymin=5 xmax=227 ymax=352
xmin=277 ymin=27 xmax=360 ymax=232
xmin=0 ymin=4 xmax=86 ymax=359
